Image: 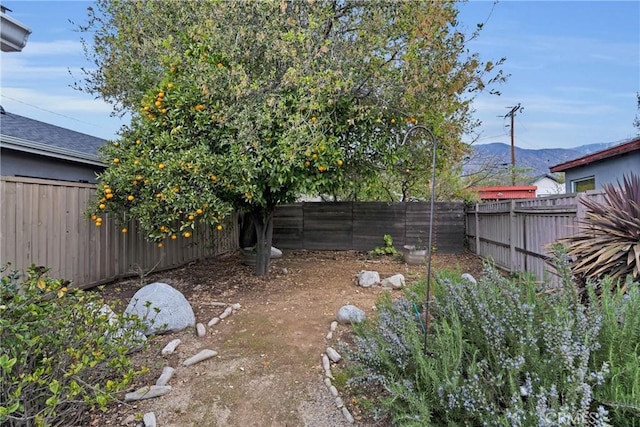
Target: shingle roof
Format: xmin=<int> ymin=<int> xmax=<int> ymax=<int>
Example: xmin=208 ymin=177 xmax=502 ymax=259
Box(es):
xmin=0 ymin=109 xmax=107 ymax=165
xmin=549 ymin=136 xmax=640 ymax=173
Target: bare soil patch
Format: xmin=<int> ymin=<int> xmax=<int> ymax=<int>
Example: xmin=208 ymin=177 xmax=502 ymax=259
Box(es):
xmin=90 ymin=250 xmax=483 ymax=427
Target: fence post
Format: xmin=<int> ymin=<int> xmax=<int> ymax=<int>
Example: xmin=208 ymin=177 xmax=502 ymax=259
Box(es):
xmin=510 ymin=199 xmax=517 ymax=273
xmin=474 ymin=203 xmax=480 ymax=254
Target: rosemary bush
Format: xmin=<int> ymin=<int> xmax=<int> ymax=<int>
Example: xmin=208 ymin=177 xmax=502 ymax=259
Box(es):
xmin=0 ymin=264 xmax=148 ymax=427
xmin=590 ymin=276 xmax=640 ymax=426
xmin=343 ymin=260 xmax=639 ymax=426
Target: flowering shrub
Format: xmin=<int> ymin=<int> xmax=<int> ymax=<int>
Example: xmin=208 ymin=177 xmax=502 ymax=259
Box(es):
xmin=342 ymin=259 xmax=639 ymax=426
xmin=0 ymin=264 xmax=148 ymax=427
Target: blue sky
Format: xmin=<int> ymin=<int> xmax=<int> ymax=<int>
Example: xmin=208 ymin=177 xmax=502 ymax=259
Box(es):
xmin=1 ymin=0 xmax=639 ymax=150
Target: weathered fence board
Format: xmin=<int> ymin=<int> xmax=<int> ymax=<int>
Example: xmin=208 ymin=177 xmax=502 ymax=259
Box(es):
xmin=1 ymin=176 xmax=239 ymax=288
xmin=303 ymin=202 xmax=353 ymax=250
xmin=353 ymin=202 xmax=406 ymax=250
xmin=465 ymin=191 xmax=605 ymax=280
xmin=273 ymin=201 xmax=465 ymax=253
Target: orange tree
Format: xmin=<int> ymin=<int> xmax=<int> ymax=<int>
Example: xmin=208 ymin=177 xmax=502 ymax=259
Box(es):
xmin=82 ymin=1 xmax=505 ymax=275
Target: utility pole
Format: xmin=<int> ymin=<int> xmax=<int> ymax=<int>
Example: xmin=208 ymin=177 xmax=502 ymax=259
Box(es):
xmin=504 ymin=103 xmax=523 ymax=185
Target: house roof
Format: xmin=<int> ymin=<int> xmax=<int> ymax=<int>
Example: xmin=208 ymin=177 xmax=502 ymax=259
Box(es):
xmin=473 ymin=185 xmax=537 ymax=200
xmin=549 ymin=136 xmax=640 ymax=173
xmin=530 ymin=173 xmax=560 ymax=184
xmin=0 ymin=108 xmax=106 ymax=166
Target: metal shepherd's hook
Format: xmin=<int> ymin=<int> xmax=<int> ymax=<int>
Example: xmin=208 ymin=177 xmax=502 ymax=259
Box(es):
xmin=400 ymin=125 xmax=437 ymax=355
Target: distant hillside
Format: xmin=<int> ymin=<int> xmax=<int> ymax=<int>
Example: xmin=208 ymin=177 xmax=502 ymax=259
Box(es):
xmin=464 ymin=141 xmax=618 ymax=178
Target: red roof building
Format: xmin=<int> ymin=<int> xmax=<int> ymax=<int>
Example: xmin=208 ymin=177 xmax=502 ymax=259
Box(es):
xmin=474 ymin=185 xmax=537 ymax=201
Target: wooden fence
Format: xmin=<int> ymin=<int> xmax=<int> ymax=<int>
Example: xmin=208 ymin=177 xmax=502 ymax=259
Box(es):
xmin=0 ymin=176 xmax=239 ymax=288
xmin=465 ymin=191 xmax=605 ymax=281
xmin=272 ymin=201 xmax=465 ymax=253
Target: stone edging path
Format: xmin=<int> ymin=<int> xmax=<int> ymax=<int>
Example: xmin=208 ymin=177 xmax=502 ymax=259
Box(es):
xmin=123 ymin=302 xmax=243 ymax=427
xmin=116 ymin=266 xmax=421 ymax=426
xmin=319 ymin=320 xmax=355 ymax=423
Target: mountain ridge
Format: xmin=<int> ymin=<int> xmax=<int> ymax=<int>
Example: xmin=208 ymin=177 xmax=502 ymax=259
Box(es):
xmin=465 ymin=141 xmax=620 ymax=177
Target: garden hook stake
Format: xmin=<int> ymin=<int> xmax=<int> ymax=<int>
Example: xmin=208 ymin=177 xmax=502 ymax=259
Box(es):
xmin=400 ymin=125 xmax=438 ymax=355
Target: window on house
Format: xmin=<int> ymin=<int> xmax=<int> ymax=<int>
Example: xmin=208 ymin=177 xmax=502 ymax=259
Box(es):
xmin=572 ymin=176 xmax=595 ymax=192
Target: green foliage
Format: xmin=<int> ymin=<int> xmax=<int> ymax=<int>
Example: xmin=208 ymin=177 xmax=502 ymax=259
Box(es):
xmin=0 ymin=265 xmax=148 ymax=427
xmin=590 ymin=276 xmax=640 ymax=426
xmin=369 ymin=234 xmax=398 ymax=257
xmin=341 ymin=258 xmax=639 ymax=426
xmin=80 ymin=0 xmax=507 ymax=219
xmin=560 ymin=173 xmax=640 ymax=286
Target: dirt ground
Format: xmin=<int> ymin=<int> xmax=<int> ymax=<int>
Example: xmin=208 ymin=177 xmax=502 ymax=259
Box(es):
xmin=89 ymin=250 xmax=484 ymax=427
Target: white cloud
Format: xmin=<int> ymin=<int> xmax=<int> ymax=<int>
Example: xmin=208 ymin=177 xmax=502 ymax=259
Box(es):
xmin=0 ymin=56 xmax=80 ymax=79
xmin=21 ymin=39 xmax=83 ymax=56
xmin=1 ymin=87 xmax=113 ymax=114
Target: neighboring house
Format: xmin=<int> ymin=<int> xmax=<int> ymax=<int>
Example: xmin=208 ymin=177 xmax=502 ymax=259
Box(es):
xmin=530 ymin=174 xmax=563 ymax=197
xmin=0 ymin=108 xmax=107 ymax=183
xmin=474 ymin=185 xmax=537 ymax=201
xmin=549 ymin=136 xmax=640 ymax=193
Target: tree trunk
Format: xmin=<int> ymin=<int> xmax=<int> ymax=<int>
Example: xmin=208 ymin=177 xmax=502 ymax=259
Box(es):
xmin=238 ymin=211 xmax=257 ymax=248
xmin=252 ymin=208 xmax=274 ymax=276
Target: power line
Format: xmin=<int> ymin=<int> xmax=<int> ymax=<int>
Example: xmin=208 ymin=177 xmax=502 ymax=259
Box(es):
xmin=0 ymin=94 xmax=102 ymax=127
xmin=504 ymin=103 xmax=523 ymax=185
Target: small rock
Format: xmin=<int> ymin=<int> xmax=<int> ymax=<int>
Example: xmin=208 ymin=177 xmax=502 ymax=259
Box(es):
xmin=326 ymin=347 xmax=341 ymax=363
xmin=182 ymin=349 xmax=218 ymax=367
xmin=325 ymin=368 xmax=334 ymax=379
xmin=342 ymin=406 xmax=355 ymax=423
xmin=143 ymin=412 xmax=156 ymax=427
xmin=335 ymin=396 xmax=344 ymax=408
xmin=321 ymin=354 xmax=331 ymax=372
xmin=196 ymin=323 xmax=206 ymax=337
xmin=356 ymin=270 xmax=380 ymax=287
xmin=219 ymin=306 xmax=233 ymax=320
xmin=271 ymin=246 xmax=283 ymax=258
xmin=230 ymin=303 xmax=242 ymax=311
xmin=324 ymin=377 xmax=332 ymax=388
xmin=381 ymin=273 xmax=405 ymax=289
xmin=208 ymin=317 xmax=220 ymax=327
xmin=161 ymin=339 xmax=181 ymax=355
xmin=281 ymin=267 xmax=288 ymax=275
xmin=461 ymin=273 xmax=477 ymax=284
xmin=155 ymin=366 xmax=175 ymax=386
xmin=122 ymin=414 xmax=136 ymax=425
xmin=325 ymin=331 xmax=333 ymax=340
xmin=336 ymin=305 xmax=366 ymax=324
xmin=329 ymin=385 xmax=338 ymax=397
xmin=330 ymin=321 xmax=338 ymax=331
xmin=124 ymin=385 xmax=172 ymax=402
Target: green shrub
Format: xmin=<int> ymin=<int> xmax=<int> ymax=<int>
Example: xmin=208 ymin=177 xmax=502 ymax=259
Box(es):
xmin=560 ymin=173 xmax=640 ymax=289
xmin=0 ymin=264 xmax=148 ymax=427
xmin=341 ymin=259 xmax=639 ymax=426
xmin=590 ymin=276 xmax=640 ymax=426
xmin=369 ymin=234 xmax=399 ymax=257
